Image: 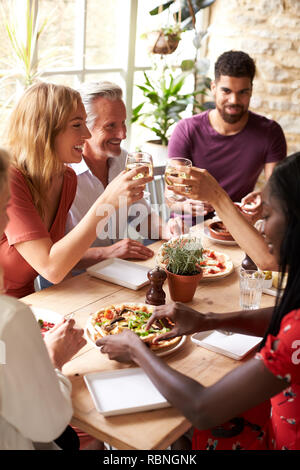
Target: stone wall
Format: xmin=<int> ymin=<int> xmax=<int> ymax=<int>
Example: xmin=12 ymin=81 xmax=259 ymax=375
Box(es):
xmin=205 ymin=0 xmax=300 ymax=155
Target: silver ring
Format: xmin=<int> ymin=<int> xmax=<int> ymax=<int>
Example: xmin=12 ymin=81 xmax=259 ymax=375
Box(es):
xmin=184 ymin=186 xmax=192 ymax=193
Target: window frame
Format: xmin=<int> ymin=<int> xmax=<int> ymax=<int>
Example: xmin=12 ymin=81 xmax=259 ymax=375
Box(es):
xmin=4 ymin=0 xmax=207 ymax=147
xmin=33 ymin=0 xmax=149 ymax=147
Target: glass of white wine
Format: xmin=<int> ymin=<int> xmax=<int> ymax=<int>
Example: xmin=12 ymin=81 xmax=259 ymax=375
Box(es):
xmin=125 ymin=151 xmax=153 ymax=179
xmin=164 ymin=157 xmax=192 ymax=201
xmin=125 ymin=152 xmax=153 ymax=201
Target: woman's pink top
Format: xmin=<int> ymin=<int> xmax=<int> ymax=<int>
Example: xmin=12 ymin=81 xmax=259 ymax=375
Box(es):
xmin=0 ymin=166 xmax=77 ymax=298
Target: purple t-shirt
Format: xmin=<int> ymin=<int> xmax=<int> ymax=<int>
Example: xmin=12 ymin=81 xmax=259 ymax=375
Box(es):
xmin=167 ymin=110 xmax=287 ymax=202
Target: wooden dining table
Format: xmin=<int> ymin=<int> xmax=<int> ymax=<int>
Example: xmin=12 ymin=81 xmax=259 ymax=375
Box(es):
xmin=21 ymin=228 xmax=276 ymax=450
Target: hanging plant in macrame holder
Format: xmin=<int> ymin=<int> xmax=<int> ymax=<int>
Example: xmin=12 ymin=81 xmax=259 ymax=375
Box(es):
xmin=149 ymin=29 xmax=180 ymax=54
xmin=147 ymin=3 xmax=182 ymax=55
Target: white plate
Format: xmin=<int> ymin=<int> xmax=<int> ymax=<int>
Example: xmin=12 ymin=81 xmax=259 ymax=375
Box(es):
xmin=84 ymin=368 xmax=170 ymax=416
xmin=191 ymin=330 xmax=262 ymax=361
xmin=156 ymin=335 xmax=186 ymax=357
xmin=30 ymin=306 xmax=62 ymax=324
xmin=87 ymin=258 xmax=150 ymax=290
xmin=85 ymin=324 xmax=186 ymax=357
xmin=203 ymin=226 xmax=237 ymax=246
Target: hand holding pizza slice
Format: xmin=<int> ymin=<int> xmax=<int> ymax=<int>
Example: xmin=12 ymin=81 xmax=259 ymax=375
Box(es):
xmin=147 ymin=302 xmax=211 ymax=344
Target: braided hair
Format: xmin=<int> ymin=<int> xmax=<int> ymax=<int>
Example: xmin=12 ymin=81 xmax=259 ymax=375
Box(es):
xmin=260 ymin=152 xmax=300 ymax=347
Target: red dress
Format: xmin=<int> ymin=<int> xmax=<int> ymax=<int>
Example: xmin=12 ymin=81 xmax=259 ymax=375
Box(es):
xmin=192 ymin=309 xmax=300 ymax=450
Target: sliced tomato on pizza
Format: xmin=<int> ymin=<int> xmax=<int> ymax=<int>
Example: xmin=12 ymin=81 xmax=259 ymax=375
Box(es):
xmin=199 ymin=249 xmax=233 ymax=278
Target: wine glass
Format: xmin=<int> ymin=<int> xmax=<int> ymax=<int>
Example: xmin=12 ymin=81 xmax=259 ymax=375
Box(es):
xmin=125 ymin=151 xmax=153 ymax=201
xmin=125 ymin=151 xmax=153 ymax=179
xmin=164 ymin=157 xmax=192 ymax=202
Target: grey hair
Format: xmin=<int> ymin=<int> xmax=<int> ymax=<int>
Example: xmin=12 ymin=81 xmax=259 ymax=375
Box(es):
xmin=78 ymin=81 xmax=123 ymax=130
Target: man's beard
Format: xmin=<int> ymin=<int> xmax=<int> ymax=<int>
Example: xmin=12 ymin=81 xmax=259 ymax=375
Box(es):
xmin=218 ymin=105 xmax=247 ymax=124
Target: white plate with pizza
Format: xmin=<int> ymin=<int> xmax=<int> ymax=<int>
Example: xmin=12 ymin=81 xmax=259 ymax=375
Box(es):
xmin=85 ymin=302 xmax=186 ymax=357
xmin=197 ymin=249 xmax=234 ymax=280
xmin=156 ymin=239 xmax=234 ymax=280
xmin=30 ymin=306 xmax=62 ymax=336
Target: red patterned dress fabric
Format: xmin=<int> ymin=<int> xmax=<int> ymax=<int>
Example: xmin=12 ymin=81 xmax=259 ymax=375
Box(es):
xmin=192 ymin=309 xmax=300 ymax=450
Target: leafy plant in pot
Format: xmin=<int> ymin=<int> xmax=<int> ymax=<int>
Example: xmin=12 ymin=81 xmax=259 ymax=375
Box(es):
xmin=149 ymin=0 xmax=216 ymax=112
xmin=131 ymin=69 xmax=205 ymax=150
xmin=163 ymin=236 xmax=203 ymax=302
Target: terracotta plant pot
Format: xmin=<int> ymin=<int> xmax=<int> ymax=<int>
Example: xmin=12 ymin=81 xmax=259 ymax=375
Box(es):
xmin=166 ymin=268 xmax=203 ymax=303
xmin=208 ymin=221 xmax=234 ymax=242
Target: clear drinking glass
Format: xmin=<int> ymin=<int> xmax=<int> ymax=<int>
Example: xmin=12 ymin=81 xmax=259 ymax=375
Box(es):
xmin=239 ymin=269 xmax=265 ymax=310
xmin=125 ymin=152 xmax=153 ymax=200
xmin=125 ymin=151 xmax=153 ymax=179
xmin=164 ymin=157 xmax=192 ymax=201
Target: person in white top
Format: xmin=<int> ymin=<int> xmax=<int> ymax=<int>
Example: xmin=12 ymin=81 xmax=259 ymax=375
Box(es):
xmin=65 ymin=81 xmax=183 ymax=272
xmin=0 ymin=148 xmax=86 ymax=450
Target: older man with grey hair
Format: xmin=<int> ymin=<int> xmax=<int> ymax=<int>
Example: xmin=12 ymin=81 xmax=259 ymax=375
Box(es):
xmin=65 ymin=81 xmax=179 ymax=272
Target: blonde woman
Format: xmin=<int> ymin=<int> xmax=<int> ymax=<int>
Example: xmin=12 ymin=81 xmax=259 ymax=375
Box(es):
xmin=0 ymin=82 xmax=151 ymax=298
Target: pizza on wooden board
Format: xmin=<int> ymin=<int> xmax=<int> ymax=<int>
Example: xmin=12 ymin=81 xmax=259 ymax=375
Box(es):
xmin=86 ymin=303 xmax=182 ymax=353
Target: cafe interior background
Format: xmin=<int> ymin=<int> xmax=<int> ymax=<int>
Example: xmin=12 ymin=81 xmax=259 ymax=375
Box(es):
xmin=0 ymin=0 xmax=299 ymax=192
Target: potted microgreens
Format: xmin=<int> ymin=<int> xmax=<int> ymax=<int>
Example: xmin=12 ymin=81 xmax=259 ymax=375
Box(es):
xmin=162 ymin=236 xmax=203 ymax=302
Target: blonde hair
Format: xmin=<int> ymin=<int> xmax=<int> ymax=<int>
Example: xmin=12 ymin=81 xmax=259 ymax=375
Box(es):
xmin=0 ymin=147 xmax=9 ymax=190
xmin=6 ymin=81 xmax=82 ymax=217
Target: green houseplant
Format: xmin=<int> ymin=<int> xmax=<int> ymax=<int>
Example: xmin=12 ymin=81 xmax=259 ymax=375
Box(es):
xmin=133 ymin=0 xmax=214 ymax=158
xmin=131 ymin=69 xmax=205 ymax=147
xmin=161 ymin=236 xmax=203 ymax=302
xmin=149 ymin=0 xmax=216 ymax=112
xmin=149 ymin=1 xmax=216 ymax=31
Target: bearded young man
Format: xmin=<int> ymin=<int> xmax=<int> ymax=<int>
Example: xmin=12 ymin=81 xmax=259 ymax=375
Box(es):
xmin=166 ymin=50 xmax=287 ymax=218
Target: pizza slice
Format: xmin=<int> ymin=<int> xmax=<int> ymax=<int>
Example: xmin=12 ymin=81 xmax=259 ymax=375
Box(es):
xmin=200 ymin=250 xmax=233 ymax=278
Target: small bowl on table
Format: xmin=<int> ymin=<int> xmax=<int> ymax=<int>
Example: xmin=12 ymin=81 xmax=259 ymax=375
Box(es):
xmin=258 ymin=270 xmax=273 ymax=289
xmin=208 ymin=220 xmax=234 ymax=242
